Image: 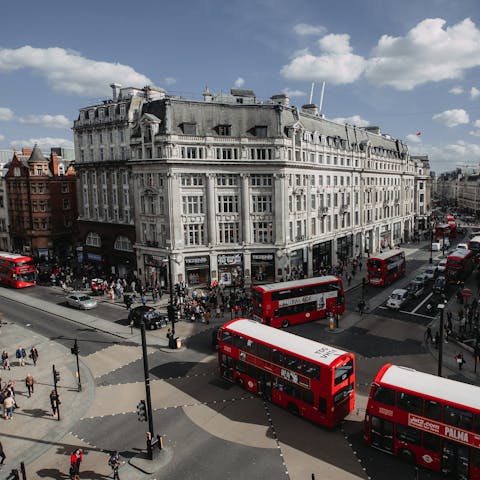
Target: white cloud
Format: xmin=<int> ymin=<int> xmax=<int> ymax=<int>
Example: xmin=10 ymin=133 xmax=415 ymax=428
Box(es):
xmin=470 ymin=119 xmax=480 ymax=137
xmin=19 ymin=114 xmax=71 ymax=129
xmin=365 ymin=18 xmax=480 ymax=90
xmin=411 ymin=141 xmax=480 ymax=172
xmin=432 ymin=108 xmax=470 ymax=127
xmin=0 ymin=134 xmax=4 ymax=141
xmin=234 ymin=77 xmax=245 ymax=88
xmin=332 ymin=115 xmax=370 ymax=127
xmin=406 ymin=133 xmax=422 ymax=143
xmin=162 ymin=77 xmax=176 ymax=86
xmin=10 ymin=137 xmax=73 ymax=150
xmin=450 ymin=86 xmax=464 ymax=95
xmin=281 ymin=33 xmax=366 ymax=84
xmin=0 ymin=45 xmax=152 ymax=97
xmin=281 ymin=88 xmax=306 ymax=97
xmin=471 ymin=87 xmax=480 ymax=99
xmin=0 ymin=107 xmax=13 ymax=121
xmin=293 ymin=23 xmax=326 ymax=36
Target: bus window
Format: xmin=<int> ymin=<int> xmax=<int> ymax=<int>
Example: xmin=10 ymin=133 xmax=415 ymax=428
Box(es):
xmin=422 ymin=432 xmax=441 ymax=453
xmin=396 ymin=424 xmax=421 ymax=445
xmin=373 ymin=386 xmax=395 ymax=406
xmin=424 ymin=400 xmax=442 ymax=421
xmin=474 ymin=414 xmax=480 ymax=433
xmin=303 ymin=361 xmax=320 ymax=379
xmin=271 ymin=349 xmax=283 ymax=365
xmin=444 ymin=405 xmax=472 ymax=430
xmin=397 ymin=392 xmax=423 ymax=415
xmin=283 ymin=382 xmax=299 ymax=398
xmin=334 ymin=359 xmax=354 ymax=385
xmin=256 ymin=343 xmax=271 ymax=361
xmin=221 ymin=330 xmax=232 ymax=344
xmin=246 ymin=339 xmax=257 ymax=355
xmin=285 ymin=354 xmax=301 ymax=371
xmin=232 ymin=335 xmax=247 ymax=350
xmin=319 ymin=397 xmax=327 ymax=413
xmin=302 ymin=389 xmax=314 ymax=405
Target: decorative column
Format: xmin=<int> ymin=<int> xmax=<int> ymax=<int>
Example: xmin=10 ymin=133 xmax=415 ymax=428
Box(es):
xmin=273 ymin=173 xmax=286 ymax=245
xmin=167 ymin=173 xmax=182 ymax=249
xmin=206 ymin=173 xmax=216 ymax=246
xmin=241 ymin=173 xmax=250 ymax=244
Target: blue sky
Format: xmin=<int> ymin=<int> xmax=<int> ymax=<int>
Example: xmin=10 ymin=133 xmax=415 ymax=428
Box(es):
xmin=0 ymin=0 xmax=479 ymax=173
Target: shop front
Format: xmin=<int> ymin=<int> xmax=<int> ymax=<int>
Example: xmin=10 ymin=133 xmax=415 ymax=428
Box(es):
xmin=312 ymin=241 xmax=332 ymax=275
xmin=218 ymin=253 xmax=244 ymax=287
xmin=392 ymin=222 xmax=402 ymax=246
xmin=144 ymin=254 xmax=168 ymax=289
xmin=380 ymin=227 xmax=391 ymax=250
xmin=288 ymin=248 xmax=306 ymax=279
xmin=336 ymin=235 xmax=353 ymax=264
xmin=185 ymin=255 xmax=210 ymax=287
xmin=251 ymin=253 xmax=275 ymax=284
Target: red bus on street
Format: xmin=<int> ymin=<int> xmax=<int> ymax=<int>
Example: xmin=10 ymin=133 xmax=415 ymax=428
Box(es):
xmin=445 ymin=249 xmax=475 ymax=283
xmin=251 ymin=276 xmax=345 ymax=328
xmin=468 ymin=236 xmax=480 ymax=261
xmin=0 ymin=252 xmax=36 ymax=288
xmin=367 ymin=250 xmax=406 ymax=286
xmin=364 ymin=364 xmax=480 ymax=479
xmin=435 ymin=223 xmax=451 ymax=241
xmin=217 ymin=318 xmax=355 ymax=427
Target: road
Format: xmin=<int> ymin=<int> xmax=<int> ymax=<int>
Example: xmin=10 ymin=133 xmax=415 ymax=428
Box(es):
xmin=3 ymin=240 xmax=469 ymax=479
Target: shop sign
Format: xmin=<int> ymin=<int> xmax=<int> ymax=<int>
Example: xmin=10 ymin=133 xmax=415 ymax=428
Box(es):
xmin=251 ymin=253 xmax=274 ymax=262
xmin=218 ymin=253 xmax=243 ymax=266
xmin=185 ymin=256 xmax=209 ymax=266
xmin=144 ymin=254 xmax=166 ymax=267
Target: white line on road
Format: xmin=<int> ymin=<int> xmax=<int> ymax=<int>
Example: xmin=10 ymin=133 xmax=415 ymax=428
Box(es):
xmin=412 ymin=291 xmax=433 ymax=313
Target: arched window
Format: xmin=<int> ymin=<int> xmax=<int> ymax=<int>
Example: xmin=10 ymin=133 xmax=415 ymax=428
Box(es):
xmin=114 ymin=235 xmax=133 ymax=252
xmin=86 ymin=232 xmax=101 ymax=247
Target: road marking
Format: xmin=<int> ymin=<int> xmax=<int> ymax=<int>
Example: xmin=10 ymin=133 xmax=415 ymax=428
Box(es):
xmin=378 ymin=305 xmax=435 ymax=320
xmin=412 ymin=291 xmax=433 ymax=313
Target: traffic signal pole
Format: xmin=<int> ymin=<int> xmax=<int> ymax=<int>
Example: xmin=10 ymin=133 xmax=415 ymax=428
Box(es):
xmin=71 ymin=339 xmax=82 ymax=392
xmin=140 ymin=320 xmax=155 ymax=459
xmin=52 ymin=364 xmax=61 ymax=421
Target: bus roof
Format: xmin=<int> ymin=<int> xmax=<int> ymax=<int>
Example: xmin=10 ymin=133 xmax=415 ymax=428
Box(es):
xmin=378 ymin=365 xmax=480 ymax=411
xmin=435 ymin=223 xmax=450 ymax=229
xmin=468 ymin=236 xmax=480 ymax=244
xmin=447 ymin=249 xmax=472 ymax=260
xmin=0 ymin=251 xmax=33 ymax=261
xmin=368 ymin=250 xmax=405 ymax=261
xmin=254 ymin=275 xmax=340 ymax=292
xmin=223 ymin=318 xmax=349 ymax=367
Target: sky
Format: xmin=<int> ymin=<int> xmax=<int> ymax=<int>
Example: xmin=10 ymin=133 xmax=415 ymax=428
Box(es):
xmin=0 ymin=0 xmax=479 ymax=173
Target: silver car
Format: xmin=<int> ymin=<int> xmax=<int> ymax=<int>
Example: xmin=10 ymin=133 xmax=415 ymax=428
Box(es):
xmin=66 ymin=293 xmax=98 ymax=310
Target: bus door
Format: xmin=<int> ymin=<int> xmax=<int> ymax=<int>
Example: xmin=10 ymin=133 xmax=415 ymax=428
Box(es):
xmin=220 ymin=354 xmax=234 ymax=382
xmin=370 ymin=416 xmax=394 ymax=453
xmin=441 ymin=441 xmax=469 ymax=479
xmin=258 ymin=372 xmax=273 ymax=401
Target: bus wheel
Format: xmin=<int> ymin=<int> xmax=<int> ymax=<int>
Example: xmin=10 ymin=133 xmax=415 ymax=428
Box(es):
xmin=288 ymin=403 xmax=299 ymax=416
xmin=282 ymin=319 xmax=290 ymax=328
xmin=399 ymin=449 xmax=415 ymax=465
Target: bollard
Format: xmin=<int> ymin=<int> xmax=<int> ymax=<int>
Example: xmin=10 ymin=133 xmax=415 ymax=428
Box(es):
xmin=329 ymin=315 xmax=334 ymax=331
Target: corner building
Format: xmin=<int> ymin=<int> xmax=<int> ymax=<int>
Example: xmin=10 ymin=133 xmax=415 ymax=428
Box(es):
xmin=127 ymin=89 xmax=417 ymax=288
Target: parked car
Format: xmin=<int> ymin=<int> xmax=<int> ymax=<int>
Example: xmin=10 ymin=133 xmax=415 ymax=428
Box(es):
xmin=406 ymin=279 xmax=425 ymax=298
xmin=66 ymin=293 xmax=98 ymax=310
xmin=422 ymin=266 xmax=437 ymax=281
xmin=436 ymin=259 xmax=447 ymax=273
xmin=386 ymin=289 xmax=409 ymax=310
xmin=128 ymin=306 xmax=167 ymax=330
xmin=433 ymin=276 xmax=447 ymax=295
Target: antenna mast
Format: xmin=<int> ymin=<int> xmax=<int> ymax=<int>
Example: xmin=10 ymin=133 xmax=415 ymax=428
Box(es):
xmin=309 ymin=82 xmax=315 ymax=104
xmin=319 ymin=81 xmax=326 ymax=113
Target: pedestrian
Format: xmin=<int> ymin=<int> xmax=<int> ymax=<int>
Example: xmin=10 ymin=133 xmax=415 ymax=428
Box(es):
xmin=70 ymin=448 xmax=83 ymax=480
xmin=30 ymin=346 xmax=39 ymax=366
xmin=141 ymin=293 xmax=147 ymax=306
xmin=0 ymin=439 xmax=5 ymax=466
xmin=346 ymin=274 xmax=352 ymax=287
xmin=455 ymin=352 xmax=466 ymax=370
xmin=357 ymin=299 xmax=366 ymax=315
xmin=1 ymin=351 xmax=10 ymax=370
xmin=205 ymin=309 xmax=211 ymax=325
xmin=25 ymin=373 xmax=35 ymax=397
xmin=15 ymin=347 xmax=26 ymax=367
xmin=108 ymin=450 xmax=121 ymax=480
xmin=3 ymin=392 xmax=14 ymax=420
xmin=425 ymin=326 xmax=433 ymax=343
xmin=50 ymin=389 xmax=60 ymax=417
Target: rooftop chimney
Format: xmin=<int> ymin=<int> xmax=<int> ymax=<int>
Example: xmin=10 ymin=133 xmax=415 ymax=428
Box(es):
xmin=110 ymin=83 xmax=122 ymax=101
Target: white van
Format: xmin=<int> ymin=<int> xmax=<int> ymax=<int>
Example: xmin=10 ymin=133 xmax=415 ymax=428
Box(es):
xmin=386 ymin=289 xmax=409 ymax=310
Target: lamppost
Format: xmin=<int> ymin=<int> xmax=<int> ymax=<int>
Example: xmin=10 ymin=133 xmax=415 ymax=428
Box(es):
xmin=430 ymin=219 xmax=434 ymax=264
xmin=437 ymin=303 xmax=445 ymax=377
xmin=167 ymin=254 xmax=177 ymax=349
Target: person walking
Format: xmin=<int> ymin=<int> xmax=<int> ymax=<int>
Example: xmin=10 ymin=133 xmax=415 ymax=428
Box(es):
xmin=1 ymin=351 xmax=10 ymax=370
xmin=70 ymin=448 xmax=83 ymax=480
xmin=30 ymin=346 xmax=39 ymax=366
xmin=3 ymin=392 xmax=14 ymax=420
xmin=0 ymin=439 xmax=5 ymax=466
xmin=108 ymin=450 xmax=121 ymax=479
xmin=425 ymin=326 xmax=433 ymax=344
xmin=50 ymin=389 xmax=60 ymax=417
xmin=455 ymin=352 xmax=466 ymax=370
xmin=16 ymin=347 xmax=26 ymax=367
xmin=25 ymin=373 xmax=35 ymax=397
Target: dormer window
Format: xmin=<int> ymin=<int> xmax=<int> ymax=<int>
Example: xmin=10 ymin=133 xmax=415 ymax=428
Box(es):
xmin=181 ymin=123 xmax=196 ymax=135
xmin=36 ymin=167 xmax=42 ymax=176
xmin=217 ymin=125 xmax=231 ymax=136
xmin=255 ymin=126 xmax=267 ymax=138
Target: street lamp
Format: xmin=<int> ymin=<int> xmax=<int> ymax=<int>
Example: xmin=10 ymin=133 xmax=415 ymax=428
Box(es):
xmin=437 ymin=303 xmax=446 ymax=377
xmin=167 ymin=254 xmax=177 ymax=349
xmin=429 ymin=219 xmax=434 ymax=264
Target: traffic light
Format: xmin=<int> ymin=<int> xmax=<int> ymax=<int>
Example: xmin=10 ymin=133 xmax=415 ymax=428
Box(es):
xmin=8 ymin=469 xmax=19 ymax=480
xmin=136 ymin=400 xmax=147 ymax=422
xmin=53 ymin=368 xmax=60 ymax=384
xmin=71 ymin=340 xmax=79 ymax=356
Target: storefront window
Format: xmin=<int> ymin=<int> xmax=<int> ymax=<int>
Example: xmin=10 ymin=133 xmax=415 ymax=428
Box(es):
xmin=251 ymin=253 xmax=275 ymax=284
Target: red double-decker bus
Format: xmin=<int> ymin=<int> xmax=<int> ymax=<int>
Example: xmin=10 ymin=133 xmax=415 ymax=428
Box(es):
xmin=435 ymin=223 xmax=451 ymax=241
xmin=364 ymin=364 xmax=480 ymax=478
xmin=251 ymin=276 xmax=344 ymax=328
xmin=445 ymin=249 xmax=474 ymax=283
xmin=217 ymin=318 xmax=355 ymax=427
xmin=367 ymin=250 xmax=406 ymax=286
xmin=468 ymin=236 xmax=480 ymax=261
xmin=0 ymin=252 xmax=36 ymax=288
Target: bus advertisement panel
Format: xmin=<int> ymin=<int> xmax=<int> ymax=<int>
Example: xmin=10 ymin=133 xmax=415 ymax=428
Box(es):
xmin=367 ymin=250 xmax=406 ymax=286
xmin=445 ymin=249 xmax=475 ymax=283
xmin=218 ymin=318 xmax=355 ymax=427
xmin=0 ymin=252 xmax=36 ymax=288
xmin=251 ymin=276 xmax=344 ymax=328
xmin=364 ymin=364 xmax=480 ymax=479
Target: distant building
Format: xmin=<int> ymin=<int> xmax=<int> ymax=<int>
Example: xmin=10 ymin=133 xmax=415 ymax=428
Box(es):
xmin=74 ymin=85 xmax=427 ymax=288
xmin=0 ymin=166 xmax=10 ymax=251
xmin=5 ymin=145 xmax=78 ymax=260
